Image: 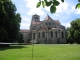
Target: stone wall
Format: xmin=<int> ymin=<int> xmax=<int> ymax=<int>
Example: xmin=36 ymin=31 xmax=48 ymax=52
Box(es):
xmin=20 ymin=32 xmax=30 ymax=43
xmin=31 ymin=29 xmax=66 ymax=44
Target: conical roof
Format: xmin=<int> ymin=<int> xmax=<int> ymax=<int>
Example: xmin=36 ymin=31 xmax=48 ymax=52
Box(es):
xmin=44 ymin=15 xmax=53 ymax=20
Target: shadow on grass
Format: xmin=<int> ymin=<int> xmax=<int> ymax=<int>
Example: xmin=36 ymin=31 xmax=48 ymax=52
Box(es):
xmin=0 ymin=45 xmax=28 ymax=51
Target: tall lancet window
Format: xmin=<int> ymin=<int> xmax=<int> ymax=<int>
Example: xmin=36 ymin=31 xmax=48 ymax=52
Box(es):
xmin=62 ymin=31 xmax=64 ymax=38
xmin=38 ymin=32 xmax=40 ymax=38
xmin=49 ymin=22 xmax=51 ymax=25
xmin=45 ymin=22 xmax=48 ymax=25
xmin=51 ymin=31 xmax=53 ymax=38
xmin=34 ymin=17 xmax=38 ymax=21
xmin=55 ymin=31 xmax=57 ymax=38
xmin=42 ymin=31 xmax=45 ymax=38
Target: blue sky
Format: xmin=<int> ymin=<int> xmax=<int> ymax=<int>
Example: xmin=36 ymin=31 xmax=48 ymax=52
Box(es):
xmin=12 ymin=0 xmax=80 ymax=29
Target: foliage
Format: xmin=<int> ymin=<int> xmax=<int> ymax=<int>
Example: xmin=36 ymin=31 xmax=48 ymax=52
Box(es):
xmin=0 ymin=44 xmax=80 ymax=60
xmin=0 ymin=0 xmax=21 ymax=43
xmin=67 ymin=18 xmax=80 ymax=44
xmin=0 ymin=27 xmax=9 ymax=42
xmin=36 ymin=0 xmax=80 ymax=13
xmin=18 ymin=33 xmax=24 ymax=43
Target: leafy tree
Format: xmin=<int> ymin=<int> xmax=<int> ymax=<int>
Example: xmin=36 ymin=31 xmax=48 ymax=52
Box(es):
xmin=0 ymin=27 xmax=9 ymax=42
xmin=18 ymin=33 xmax=23 ymax=43
xmin=0 ymin=0 xmax=21 ymax=43
xmin=67 ymin=18 xmax=80 ymax=44
xmin=36 ymin=0 xmax=80 ymax=13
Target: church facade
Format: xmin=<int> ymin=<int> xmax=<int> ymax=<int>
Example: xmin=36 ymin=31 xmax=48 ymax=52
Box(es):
xmin=20 ymin=14 xmax=66 ymax=44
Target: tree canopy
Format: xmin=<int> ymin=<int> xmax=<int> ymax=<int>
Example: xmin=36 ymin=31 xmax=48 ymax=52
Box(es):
xmin=67 ymin=18 xmax=80 ymax=44
xmin=36 ymin=0 xmax=80 ymax=13
xmin=0 ymin=0 xmax=21 ymax=43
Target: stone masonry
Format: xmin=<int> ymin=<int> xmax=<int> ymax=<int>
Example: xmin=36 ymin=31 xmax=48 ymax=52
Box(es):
xmin=20 ymin=14 xmax=66 ymax=44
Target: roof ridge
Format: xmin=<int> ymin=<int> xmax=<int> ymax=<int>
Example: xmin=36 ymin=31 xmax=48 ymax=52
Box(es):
xmin=44 ymin=14 xmax=53 ymax=20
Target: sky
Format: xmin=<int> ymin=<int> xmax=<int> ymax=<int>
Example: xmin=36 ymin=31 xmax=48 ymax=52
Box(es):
xmin=11 ymin=0 xmax=80 ymax=30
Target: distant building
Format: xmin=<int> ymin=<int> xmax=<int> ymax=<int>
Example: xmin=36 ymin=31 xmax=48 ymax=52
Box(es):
xmin=20 ymin=14 xmax=66 ymax=44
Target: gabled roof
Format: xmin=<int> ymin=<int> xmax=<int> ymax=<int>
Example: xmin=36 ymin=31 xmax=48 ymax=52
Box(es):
xmin=44 ymin=15 xmax=53 ymax=20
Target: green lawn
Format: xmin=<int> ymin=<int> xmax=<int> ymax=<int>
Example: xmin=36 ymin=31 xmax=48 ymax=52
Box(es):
xmin=0 ymin=44 xmax=80 ymax=60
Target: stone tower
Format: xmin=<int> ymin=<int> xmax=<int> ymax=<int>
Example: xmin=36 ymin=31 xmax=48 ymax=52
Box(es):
xmin=30 ymin=14 xmax=40 ymax=30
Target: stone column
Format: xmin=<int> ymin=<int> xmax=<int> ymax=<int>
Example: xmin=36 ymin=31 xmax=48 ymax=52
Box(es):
xmin=46 ymin=29 xmax=49 ymax=44
xmin=32 ymin=33 xmax=33 ymax=40
xmin=64 ymin=31 xmax=65 ymax=38
xmin=35 ymin=30 xmax=38 ymax=43
xmin=40 ymin=31 xmax=42 ymax=38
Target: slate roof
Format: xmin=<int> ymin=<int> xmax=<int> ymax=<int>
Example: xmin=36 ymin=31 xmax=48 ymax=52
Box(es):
xmin=44 ymin=15 xmax=61 ymax=25
xmin=54 ymin=20 xmax=61 ymax=25
xmin=44 ymin=15 xmax=53 ymax=20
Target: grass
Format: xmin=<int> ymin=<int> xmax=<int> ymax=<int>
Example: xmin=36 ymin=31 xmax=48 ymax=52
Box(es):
xmin=0 ymin=44 xmax=80 ymax=60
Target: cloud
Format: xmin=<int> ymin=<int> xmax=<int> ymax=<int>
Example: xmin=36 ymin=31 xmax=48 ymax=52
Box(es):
xmin=20 ymin=23 xmax=30 ymax=29
xmin=20 ymin=16 xmax=31 ymax=29
xmin=22 ymin=16 xmax=31 ymax=22
xmin=75 ymin=9 xmax=80 ymax=14
xmin=71 ymin=6 xmax=80 ymax=14
xmin=45 ymin=0 xmax=80 ymax=15
xmin=56 ymin=1 xmax=69 ymax=13
xmin=62 ymin=22 xmax=71 ymax=28
xmin=45 ymin=0 xmax=70 ymax=14
xmin=20 ymin=23 xmax=30 ymax=27
xmin=24 ymin=0 xmax=45 ymax=16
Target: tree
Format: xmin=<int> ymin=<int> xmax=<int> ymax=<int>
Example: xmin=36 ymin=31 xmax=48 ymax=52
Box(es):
xmin=36 ymin=0 xmax=80 ymax=13
xmin=18 ymin=33 xmax=23 ymax=43
xmin=0 ymin=0 xmax=21 ymax=43
xmin=67 ymin=18 xmax=80 ymax=44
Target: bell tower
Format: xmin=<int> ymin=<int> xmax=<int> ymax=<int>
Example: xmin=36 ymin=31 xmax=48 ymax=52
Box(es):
xmin=31 ymin=14 xmax=40 ymax=22
xmin=30 ymin=14 xmax=40 ymax=30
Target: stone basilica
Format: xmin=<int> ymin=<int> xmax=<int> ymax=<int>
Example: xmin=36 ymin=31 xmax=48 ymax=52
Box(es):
xmin=20 ymin=14 xmax=66 ymax=44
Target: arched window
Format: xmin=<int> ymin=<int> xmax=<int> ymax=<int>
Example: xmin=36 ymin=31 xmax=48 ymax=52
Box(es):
xmin=33 ymin=33 xmax=35 ymax=39
xmin=49 ymin=22 xmax=51 ymax=25
xmin=38 ymin=32 xmax=40 ymax=38
xmin=45 ymin=22 xmax=48 ymax=25
xmin=55 ymin=31 xmax=57 ymax=38
xmin=62 ymin=31 xmax=64 ymax=38
xmin=42 ymin=31 xmax=45 ymax=38
xmin=51 ymin=31 xmax=53 ymax=38
xmin=34 ymin=17 xmax=38 ymax=21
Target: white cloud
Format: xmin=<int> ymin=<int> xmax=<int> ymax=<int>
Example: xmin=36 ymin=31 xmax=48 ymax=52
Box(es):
xmin=45 ymin=0 xmax=70 ymax=14
xmin=20 ymin=16 xmax=31 ymax=29
xmin=75 ymin=9 xmax=80 ymax=14
xmin=62 ymin=22 xmax=71 ymax=28
xmin=24 ymin=0 xmax=80 ymax=16
xmin=68 ymin=5 xmax=80 ymax=14
xmin=22 ymin=16 xmax=31 ymax=22
xmin=24 ymin=0 xmax=45 ymax=16
xmin=56 ymin=1 xmax=69 ymax=13
xmin=20 ymin=23 xmax=30 ymax=27
xmin=20 ymin=23 xmax=30 ymax=29
xmin=45 ymin=0 xmax=80 ymax=15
